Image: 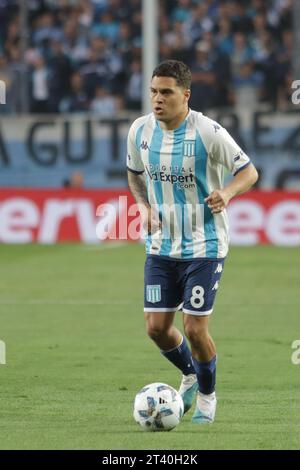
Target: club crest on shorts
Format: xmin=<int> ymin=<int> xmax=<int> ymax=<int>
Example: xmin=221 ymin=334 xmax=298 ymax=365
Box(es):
xmin=146 ymin=285 xmax=161 ymax=303
xmin=183 ymin=140 xmax=195 ymax=157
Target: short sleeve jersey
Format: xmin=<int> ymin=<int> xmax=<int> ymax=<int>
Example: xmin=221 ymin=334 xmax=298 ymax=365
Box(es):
xmin=127 ymin=109 xmax=251 ymax=259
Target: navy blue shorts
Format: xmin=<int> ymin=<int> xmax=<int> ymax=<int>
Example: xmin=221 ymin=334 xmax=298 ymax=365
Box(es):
xmin=144 ymin=255 xmax=225 ymax=316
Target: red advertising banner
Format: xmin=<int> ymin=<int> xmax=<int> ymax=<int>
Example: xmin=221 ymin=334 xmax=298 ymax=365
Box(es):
xmin=0 ymin=189 xmax=299 ymax=245
xmin=227 ymin=191 xmax=300 ymax=246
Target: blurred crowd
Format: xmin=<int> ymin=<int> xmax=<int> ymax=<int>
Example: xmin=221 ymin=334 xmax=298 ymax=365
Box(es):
xmin=0 ymin=0 xmax=295 ymax=115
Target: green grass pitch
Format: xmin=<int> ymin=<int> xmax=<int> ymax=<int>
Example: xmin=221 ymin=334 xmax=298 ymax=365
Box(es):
xmin=0 ymin=243 xmax=299 ymax=450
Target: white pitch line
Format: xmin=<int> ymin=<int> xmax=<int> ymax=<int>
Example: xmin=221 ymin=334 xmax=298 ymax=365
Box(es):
xmin=81 ymin=242 xmax=131 ymax=251
xmin=0 ymin=299 xmax=137 ymax=306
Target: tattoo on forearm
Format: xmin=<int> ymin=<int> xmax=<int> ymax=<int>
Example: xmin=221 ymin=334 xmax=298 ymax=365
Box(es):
xmin=127 ymin=172 xmax=149 ymax=205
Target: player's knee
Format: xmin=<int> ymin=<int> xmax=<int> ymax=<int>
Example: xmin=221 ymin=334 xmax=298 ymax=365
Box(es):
xmin=146 ymin=324 xmax=168 ymax=342
xmin=184 ymin=323 xmax=208 ymax=347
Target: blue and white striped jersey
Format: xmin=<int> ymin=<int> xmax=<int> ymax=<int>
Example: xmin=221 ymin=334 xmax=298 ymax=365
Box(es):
xmin=127 ymin=109 xmax=251 ymax=259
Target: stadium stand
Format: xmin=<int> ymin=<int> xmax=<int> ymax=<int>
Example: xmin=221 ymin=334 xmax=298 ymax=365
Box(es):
xmin=0 ymin=0 xmax=294 ymax=115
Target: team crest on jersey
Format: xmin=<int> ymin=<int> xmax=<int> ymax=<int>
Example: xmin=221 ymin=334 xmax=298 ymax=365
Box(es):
xmin=146 ymin=285 xmax=161 ymax=303
xmin=183 ymin=140 xmax=195 ymax=157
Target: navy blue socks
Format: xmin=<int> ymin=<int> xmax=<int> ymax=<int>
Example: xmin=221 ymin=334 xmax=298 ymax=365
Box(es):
xmin=161 ymin=337 xmax=217 ymax=395
xmin=192 ymin=355 xmax=217 ymax=395
xmin=161 ymin=336 xmax=196 ymax=376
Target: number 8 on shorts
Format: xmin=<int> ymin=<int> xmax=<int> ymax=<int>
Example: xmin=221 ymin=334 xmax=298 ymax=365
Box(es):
xmin=190 ymin=286 xmax=205 ymax=309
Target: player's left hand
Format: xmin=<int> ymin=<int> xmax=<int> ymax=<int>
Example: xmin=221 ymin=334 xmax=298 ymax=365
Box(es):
xmin=205 ymin=189 xmax=230 ymax=214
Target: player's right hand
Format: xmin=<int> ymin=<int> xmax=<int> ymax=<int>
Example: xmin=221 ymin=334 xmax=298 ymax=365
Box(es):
xmin=139 ymin=205 xmax=161 ymax=235
xmin=205 ymin=189 xmax=230 ymax=214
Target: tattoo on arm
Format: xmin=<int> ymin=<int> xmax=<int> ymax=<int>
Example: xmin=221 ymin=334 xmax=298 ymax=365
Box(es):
xmin=127 ymin=171 xmax=149 ymax=206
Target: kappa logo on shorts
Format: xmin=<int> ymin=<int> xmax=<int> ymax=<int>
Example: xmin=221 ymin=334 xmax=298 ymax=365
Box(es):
xmin=214 ymin=263 xmax=223 ymax=274
xmin=146 ymin=285 xmax=161 ymax=303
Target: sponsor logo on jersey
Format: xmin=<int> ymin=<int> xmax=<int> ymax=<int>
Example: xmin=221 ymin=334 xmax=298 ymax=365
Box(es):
xmin=145 ymin=165 xmax=195 ymax=188
xmin=212 ymin=281 xmax=219 ymax=291
xmin=146 ymin=168 xmax=195 ymax=185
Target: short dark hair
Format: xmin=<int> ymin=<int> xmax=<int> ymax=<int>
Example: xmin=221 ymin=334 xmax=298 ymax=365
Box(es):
xmin=152 ymin=60 xmax=191 ymax=89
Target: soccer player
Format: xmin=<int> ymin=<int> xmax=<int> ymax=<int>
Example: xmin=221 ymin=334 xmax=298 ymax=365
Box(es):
xmin=127 ymin=60 xmax=258 ymax=423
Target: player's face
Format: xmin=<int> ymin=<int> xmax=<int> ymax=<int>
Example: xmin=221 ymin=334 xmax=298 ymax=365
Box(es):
xmin=150 ymin=76 xmax=190 ymax=128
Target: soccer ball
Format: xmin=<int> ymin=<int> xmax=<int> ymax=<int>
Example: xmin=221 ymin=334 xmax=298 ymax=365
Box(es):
xmin=133 ymin=382 xmax=184 ymax=432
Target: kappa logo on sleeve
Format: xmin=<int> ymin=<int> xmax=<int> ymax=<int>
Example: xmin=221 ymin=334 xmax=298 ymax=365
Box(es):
xmin=233 ymin=150 xmax=244 ymax=162
xmin=140 ymin=141 xmax=149 ymax=150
